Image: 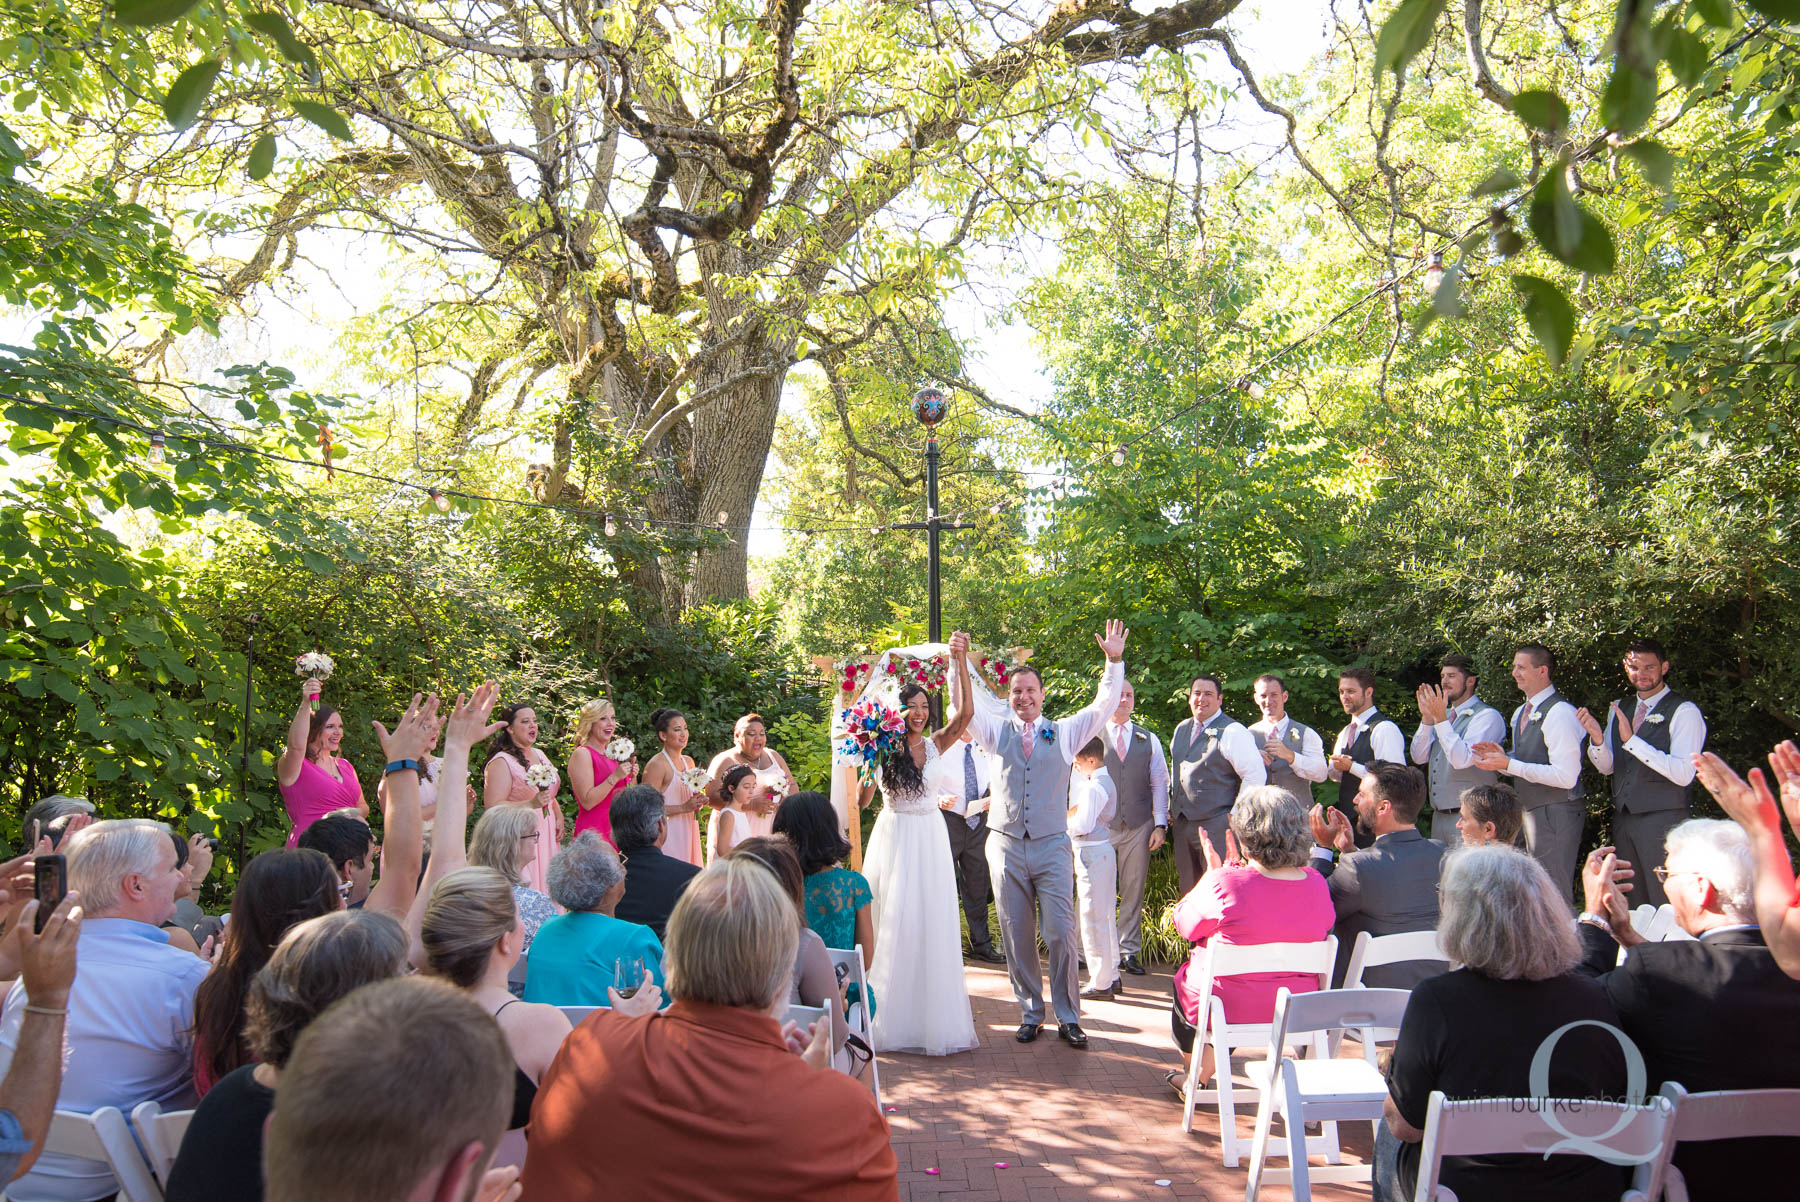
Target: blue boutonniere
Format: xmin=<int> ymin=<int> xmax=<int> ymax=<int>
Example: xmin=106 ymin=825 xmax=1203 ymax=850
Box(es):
xmin=1039 ymin=722 xmax=1056 ymax=743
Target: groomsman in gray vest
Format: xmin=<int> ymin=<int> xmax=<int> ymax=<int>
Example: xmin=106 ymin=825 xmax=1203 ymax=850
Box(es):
xmin=1169 ymin=674 xmax=1266 ymax=895
xmin=1103 ymin=680 xmax=1168 ymax=977
xmin=1473 ymin=643 xmax=1587 ymax=902
xmin=1247 ymin=673 xmax=1329 ymax=803
xmin=1328 ymin=668 xmax=1405 ymax=849
xmin=1575 ymin=637 xmax=1707 ymax=906
xmin=1409 ymin=654 xmax=1505 ymax=845
xmin=967 ymin=620 xmax=1129 ymax=1049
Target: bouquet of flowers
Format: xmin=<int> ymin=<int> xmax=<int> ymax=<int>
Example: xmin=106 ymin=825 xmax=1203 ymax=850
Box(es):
xmin=294 ymin=651 xmax=335 ymax=711
xmin=679 ymin=766 xmax=710 ymax=793
xmin=837 ymin=698 xmax=906 ymax=784
xmin=525 ymin=762 xmax=557 ymax=795
xmin=606 ymin=736 xmax=635 ymax=762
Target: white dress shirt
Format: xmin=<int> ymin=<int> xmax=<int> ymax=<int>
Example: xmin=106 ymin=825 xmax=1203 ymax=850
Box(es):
xmin=1172 ymin=716 xmax=1269 ymax=799
xmin=1408 ymin=696 xmax=1508 ymax=769
xmin=1067 ymin=767 xmax=1118 ymax=842
xmin=1585 ymin=686 xmax=1706 ymax=785
xmin=1506 ymin=685 xmax=1584 ymax=790
xmin=947 ymin=739 xmax=993 ymax=822
xmin=1247 ymin=716 xmax=1330 ymax=783
xmin=1329 ymin=706 xmax=1405 ymax=780
xmin=1104 ymin=719 xmax=1171 ymax=824
xmin=0 ymin=918 xmax=209 ymax=1201
xmin=968 ymin=659 xmax=1125 ymax=766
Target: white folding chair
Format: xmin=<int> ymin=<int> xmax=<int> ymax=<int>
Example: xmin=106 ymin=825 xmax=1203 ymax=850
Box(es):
xmin=826 ymin=944 xmax=883 ymax=1105
xmin=1413 ymin=1090 xmax=1674 ymax=1202
xmin=1627 ymin=1081 xmax=1800 ymax=1202
xmin=559 ymin=1004 xmax=608 ymax=1026
xmin=14 ymin=1107 xmax=165 ymax=1202
xmin=1338 ymin=930 xmax=1447 ymax=1044
xmin=129 ymin=1100 xmax=195 ymax=1188
xmin=1244 ymin=987 xmax=1411 ymax=1200
xmin=1179 ymin=936 xmax=1337 ymax=1167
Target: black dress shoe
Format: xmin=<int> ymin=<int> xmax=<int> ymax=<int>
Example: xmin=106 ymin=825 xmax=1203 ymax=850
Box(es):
xmin=1058 ymin=1023 xmax=1089 ymax=1049
xmin=1122 ymin=954 xmax=1147 ymax=976
xmin=1015 ymin=1022 xmax=1041 ymax=1043
xmin=971 ymin=945 xmax=1006 ymax=964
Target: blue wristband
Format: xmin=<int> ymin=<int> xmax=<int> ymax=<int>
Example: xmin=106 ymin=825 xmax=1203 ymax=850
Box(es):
xmin=384 ymin=759 xmax=422 ymax=777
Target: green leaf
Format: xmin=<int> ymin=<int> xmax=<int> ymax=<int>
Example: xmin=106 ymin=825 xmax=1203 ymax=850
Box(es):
xmin=1690 ymin=0 xmax=1732 ymax=25
xmin=245 ymin=11 xmax=320 ymax=75
xmin=1664 ymin=26 xmax=1708 ymax=87
xmin=1620 ymin=139 xmax=1677 ymax=190
xmin=290 ymin=99 xmax=354 ymax=141
xmin=161 ymin=59 xmax=222 ymax=131
xmin=1511 ymin=89 xmax=1571 ymax=133
xmin=1527 ymin=162 xmax=1617 ymax=273
xmin=1741 ymin=1 xmax=1800 ymax=23
xmin=1470 ymin=167 xmax=1523 ymax=199
xmin=247 ymin=132 xmax=277 ymax=180
xmin=1601 ymin=58 xmax=1658 ymax=134
xmin=1431 ymin=262 xmax=1463 ymax=316
xmin=112 ymin=0 xmax=202 ymax=25
xmin=1374 ymin=0 xmax=1448 ymax=80
xmin=1513 ymin=274 xmax=1577 ymax=366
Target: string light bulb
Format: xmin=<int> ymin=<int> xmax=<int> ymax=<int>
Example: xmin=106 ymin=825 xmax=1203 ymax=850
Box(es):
xmin=1424 ymin=251 xmax=1446 ymax=293
xmin=604 ymin=513 xmax=617 ymax=537
xmin=716 ymin=509 xmax=730 ymax=524
xmin=430 ymin=488 xmax=451 ymax=513
xmin=148 ymin=430 xmax=167 ymax=467
xmin=1111 ymin=447 xmax=1126 ymax=467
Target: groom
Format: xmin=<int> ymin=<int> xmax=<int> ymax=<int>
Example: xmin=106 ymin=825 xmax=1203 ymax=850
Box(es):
xmin=963 ymin=620 xmax=1129 ymax=1049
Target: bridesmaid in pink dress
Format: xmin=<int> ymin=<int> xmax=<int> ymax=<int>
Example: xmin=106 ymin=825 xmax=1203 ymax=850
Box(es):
xmin=638 ymin=707 xmax=703 ymax=866
xmin=277 ymin=676 xmax=367 ymax=847
xmin=566 ymin=698 xmax=637 ymax=846
xmin=482 ymin=703 xmax=562 ymax=892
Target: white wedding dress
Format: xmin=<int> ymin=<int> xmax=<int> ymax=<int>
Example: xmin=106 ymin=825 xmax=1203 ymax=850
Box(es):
xmin=861 ymin=737 xmax=979 ymax=1055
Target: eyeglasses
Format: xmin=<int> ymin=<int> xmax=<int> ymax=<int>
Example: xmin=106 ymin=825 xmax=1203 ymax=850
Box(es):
xmin=1652 ymin=866 xmax=1703 ymax=885
xmin=520 ymin=832 xmax=540 ymax=842
xmin=336 ymin=880 xmax=353 ymax=899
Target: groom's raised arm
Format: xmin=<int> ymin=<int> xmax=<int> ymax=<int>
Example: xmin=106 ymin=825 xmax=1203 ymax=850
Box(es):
xmin=1056 ymin=619 xmax=1129 ymax=758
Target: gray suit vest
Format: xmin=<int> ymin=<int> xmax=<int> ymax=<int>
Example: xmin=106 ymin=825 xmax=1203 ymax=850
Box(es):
xmin=1427 ymin=700 xmax=1500 ymax=814
xmin=1171 ymin=712 xmax=1244 ymax=823
xmin=1510 ymin=691 xmax=1585 ymax=810
xmin=989 ymin=719 xmax=1074 ymax=840
xmin=1104 ymin=725 xmax=1157 ymax=831
xmin=1609 ymin=691 xmax=1695 ymax=814
xmin=1250 ymin=718 xmax=1318 ymax=801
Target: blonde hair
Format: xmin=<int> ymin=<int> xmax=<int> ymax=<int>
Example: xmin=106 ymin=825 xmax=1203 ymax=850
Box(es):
xmin=665 ymin=858 xmax=799 ymax=1010
xmin=1438 ymin=844 xmax=1580 ymax=981
xmin=469 ymin=805 xmax=539 ymax=886
xmin=573 ymin=698 xmax=616 ymax=746
xmin=420 ymin=867 xmax=517 ymax=987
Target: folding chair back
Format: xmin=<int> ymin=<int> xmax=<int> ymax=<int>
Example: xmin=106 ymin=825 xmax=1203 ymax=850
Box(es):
xmin=129 ymin=1100 xmax=195 ymax=1187
xmin=560 ymin=1004 xmax=607 ymax=1026
xmin=826 ymin=944 xmax=883 ymax=1105
xmin=1341 ymin=929 xmax=1448 ymax=989
xmin=1414 ymin=1091 xmax=1674 ymax=1202
xmin=1626 ymin=1082 xmax=1800 ymax=1202
xmin=36 ymin=1106 xmax=164 ymax=1202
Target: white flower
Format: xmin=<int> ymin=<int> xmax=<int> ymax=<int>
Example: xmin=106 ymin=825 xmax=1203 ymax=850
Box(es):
xmin=295 ymin=651 xmax=335 ymax=679
xmin=680 ymin=767 xmax=711 ymax=791
xmin=1646 ymin=713 xmax=1666 ymax=724
xmin=606 ymin=736 xmax=636 ymax=761
xmin=526 ymin=763 xmax=556 ymax=791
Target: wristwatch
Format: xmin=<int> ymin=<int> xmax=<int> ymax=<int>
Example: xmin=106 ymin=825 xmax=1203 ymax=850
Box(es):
xmin=1576 ymin=912 xmax=1612 ymax=932
xmin=384 ymin=759 xmax=423 ymax=777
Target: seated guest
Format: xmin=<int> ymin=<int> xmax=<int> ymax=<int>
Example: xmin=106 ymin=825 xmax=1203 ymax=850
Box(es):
xmin=523 ymin=832 xmax=665 ymax=1005
xmin=166 ymin=832 xmax=223 ymax=950
xmin=468 ymin=805 xmax=558 ymax=951
xmin=298 ymin=813 xmax=377 ymax=908
xmin=1310 ymin=762 xmax=1445 ymax=987
xmin=519 ymin=858 xmax=900 ymax=1201
xmin=1383 ymin=845 xmax=1627 ymax=1202
xmin=1166 ymin=786 xmax=1333 ymax=1098
xmin=730 ymin=836 xmax=848 ymax=1053
xmin=1579 ymin=821 xmax=1800 ymax=1200
xmin=776 ymin=790 xmax=876 ymax=1021
xmin=158 ymin=831 xmax=206 ymax=956
xmin=0 ymin=819 xmax=211 ymax=1201
xmin=20 ymin=794 xmax=93 ymax=850
xmin=264 ymin=977 xmax=517 ymax=1202
xmin=421 ymin=867 xmax=572 ymax=1168
xmin=0 ymin=892 xmax=82 ymax=1185
xmin=1455 ymin=782 xmax=1523 ymax=847
xmin=191 ymin=849 xmax=341 ymax=1096
xmin=163 ymin=910 xmax=409 ymax=1202
xmin=612 ymin=783 xmax=701 ymax=940
xmin=1694 ymin=745 xmax=1800 ymax=980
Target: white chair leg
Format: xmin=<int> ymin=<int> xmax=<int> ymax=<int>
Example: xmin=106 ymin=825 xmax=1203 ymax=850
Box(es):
xmin=1244 ymin=1065 xmax=1279 ymax=1202
xmin=1217 ymin=1028 xmax=1239 ymax=1167
xmin=1181 ymin=1019 xmax=1206 ymax=1134
xmin=1282 ymin=1076 xmax=1312 ymax=1202
xmin=1320 ymin=1118 xmax=1343 ymax=1164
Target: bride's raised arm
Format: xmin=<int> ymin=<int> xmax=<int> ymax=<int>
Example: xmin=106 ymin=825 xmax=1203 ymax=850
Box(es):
xmin=933 ymin=632 xmax=975 ymax=752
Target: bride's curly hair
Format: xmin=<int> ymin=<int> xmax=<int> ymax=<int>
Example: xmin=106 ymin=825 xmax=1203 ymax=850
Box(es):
xmin=878 ymin=683 xmax=929 ymax=799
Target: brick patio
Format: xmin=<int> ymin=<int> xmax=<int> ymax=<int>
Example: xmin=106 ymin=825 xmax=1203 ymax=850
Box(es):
xmin=878 ymin=957 xmax=1373 ymax=1201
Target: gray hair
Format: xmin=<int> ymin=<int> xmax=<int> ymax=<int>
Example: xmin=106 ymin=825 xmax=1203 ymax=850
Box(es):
xmin=1664 ymin=818 xmax=1755 ymax=921
xmin=1438 ymin=844 xmax=1580 ymax=981
xmin=664 ymin=858 xmax=798 ymax=1010
xmin=468 ymin=806 xmax=538 ymax=886
xmin=1228 ymin=786 xmax=1314 ymax=870
xmin=65 ymin=819 xmax=174 ymax=915
xmin=23 ymin=794 xmax=96 ymax=848
xmin=611 ymin=784 xmax=666 ymax=852
xmin=545 ymin=831 xmax=624 ymax=912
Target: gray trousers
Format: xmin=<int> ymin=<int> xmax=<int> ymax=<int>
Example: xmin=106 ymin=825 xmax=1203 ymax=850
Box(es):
xmin=1171 ymin=812 xmax=1231 ymax=896
xmin=1614 ymin=807 xmax=1687 ymax=908
xmin=1110 ymin=820 xmax=1154 ymax=956
xmin=942 ymin=810 xmax=995 ymax=952
xmin=1522 ymin=799 xmax=1585 ymax=903
xmin=986 ymin=829 xmax=1081 ymax=1026
xmin=1432 ymin=808 xmax=1463 ymax=847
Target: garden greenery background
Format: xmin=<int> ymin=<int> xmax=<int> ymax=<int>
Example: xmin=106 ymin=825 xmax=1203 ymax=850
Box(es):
xmin=3 ymin=1 xmax=1797 ymax=941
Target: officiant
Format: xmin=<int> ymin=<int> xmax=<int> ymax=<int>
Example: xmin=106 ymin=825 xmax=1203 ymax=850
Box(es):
xmin=944 ymin=730 xmax=1005 ymax=964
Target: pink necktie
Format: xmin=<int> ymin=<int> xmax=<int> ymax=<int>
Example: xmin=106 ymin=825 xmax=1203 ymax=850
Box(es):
xmin=1022 ymin=722 xmax=1034 ymax=761
xmin=1116 ymin=726 xmax=1129 ymax=758
xmin=1633 ymin=699 xmax=1649 ymax=729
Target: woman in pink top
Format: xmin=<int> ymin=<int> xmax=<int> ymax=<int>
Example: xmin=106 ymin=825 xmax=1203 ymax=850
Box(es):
xmin=1166 ymin=785 xmax=1334 ymax=1098
xmin=483 ymin=703 xmax=563 ymax=892
xmin=278 ymin=676 xmax=368 ymax=847
xmin=637 ymin=706 xmax=703 ymax=866
xmin=566 ymin=698 xmax=636 ymax=846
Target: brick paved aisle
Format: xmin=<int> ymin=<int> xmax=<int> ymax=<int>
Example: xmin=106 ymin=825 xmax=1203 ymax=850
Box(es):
xmin=878 ymin=958 xmax=1372 ymax=1201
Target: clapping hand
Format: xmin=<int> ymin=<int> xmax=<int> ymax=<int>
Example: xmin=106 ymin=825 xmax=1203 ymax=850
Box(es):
xmin=1264 ymin=737 xmax=1295 ymax=764
xmin=372 ymin=693 xmax=442 ymax=764
xmin=1576 ymin=706 xmax=1605 ymax=746
xmin=1329 ymin=752 xmax=1354 ymax=774
xmin=1609 ymin=701 xmax=1634 ymax=744
xmin=1581 ymin=848 xmax=1641 ymax=946
xmin=1694 ymin=751 xmax=1777 ymax=834
xmin=779 ymin=1016 xmax=833 ymax=1071
xmin=1308 ymin=804 xmax=1355 ymax=854
xmin=1199 ymin=828 xmax=1243 ymax=873
xmin=474 ymin=1165 xmax=522 ymax=1202
xmin=1416 ymin=684 xmax=1449 ymax=726
xmin=1095 ymin=619 xmax=1129 ymax=663
xmin=1470 ymin=740 xmax=1509 ymax=772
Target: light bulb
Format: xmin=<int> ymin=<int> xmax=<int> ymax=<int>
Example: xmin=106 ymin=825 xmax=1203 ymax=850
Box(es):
xmin=716 ymin=510 xmax=729 ymax=524
xmin=430 ymin=488 xmax=450 ymax=512
xmin=1111 ymin=448 xmax=1126 ymax=467
xmin=604 ymin=513 xmax=617 ymax=537
xmin=148 ymin=430 xmax=167 ymax=467
xmin=1424 ymin=251 xmax=1446 ymax=293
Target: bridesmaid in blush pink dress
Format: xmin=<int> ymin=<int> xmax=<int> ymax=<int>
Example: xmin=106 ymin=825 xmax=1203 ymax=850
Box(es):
xmin=483 ymin=703 xmax=562 ymax=892
xmin=638 ymin=707 xmax=703 ymax=866
xmin=277 ymin=676 xmax=367 ymax=847
xmin=567 ymin=698 xmax=636 ymax=847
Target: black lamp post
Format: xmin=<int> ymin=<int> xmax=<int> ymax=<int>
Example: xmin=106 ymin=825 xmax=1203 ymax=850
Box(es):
xmin=908 ymin=387 xmax=949 ymax=645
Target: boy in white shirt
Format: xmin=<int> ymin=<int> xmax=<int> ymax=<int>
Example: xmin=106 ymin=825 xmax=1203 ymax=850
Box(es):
xmin=1069 ymin=737 xmax=1121 ymax=998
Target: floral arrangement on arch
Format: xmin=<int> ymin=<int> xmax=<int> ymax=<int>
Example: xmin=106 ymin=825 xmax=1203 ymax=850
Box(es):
xmin=820 ymin=646 xmax=1031 ymax=698
xmin=884 ymin=652 xmax=948 ymax=691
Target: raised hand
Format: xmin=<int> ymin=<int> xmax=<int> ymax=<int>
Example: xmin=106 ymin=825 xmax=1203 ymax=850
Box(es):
xmin=1308 ymin=804 xmax=1334 ymax=848
xmin=372 ymin=693 xmax=442 ymax=764
xmin=1694 ymin=751 xmax=1776 ymax=833
xmin=16 ymin=891 xmax=82 ymax=1008
xmin=948 ymin=630 xmax=971 ymax=658
xmin=474 ymin=1165 xmax=523 ymax=1202
xmin=1095 ymin=619 xmax=1129 ymax=663
xmin=1769 ymin=741 xmax=1800 ymax=834
xmin=445 ymin=681 xmax=505 ymax=751
xmin=1416 ymin=684 xmax=1448 ymax=726
xmin=1324 ymin=807 xmax=1356 ymax=854
xmin=1224 ymin=829 xmax=1244 ymax=867
xmin=302 ymin=676 xmax=323 ymax=704
xmin=1576 ymin=707 xmax=1605 ymax=746
xmin=1470 ymin=740 xmax=1509 ymax=772
xmin=1198 ymin=828 xmax=1223 ymax=873
xmin=1609 ymin=701 xmax=1634 ymax=744
xmin=185 ymin=834 xmax=215 ymax=885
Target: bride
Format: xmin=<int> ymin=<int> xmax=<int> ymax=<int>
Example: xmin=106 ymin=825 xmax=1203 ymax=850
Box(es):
xmin=857 ymin=631 xmax=979 ymax=1056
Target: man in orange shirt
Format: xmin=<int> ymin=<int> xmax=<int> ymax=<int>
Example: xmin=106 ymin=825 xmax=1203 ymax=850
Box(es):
xmin=521 ymin=857 xmax=899 ymax=1202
